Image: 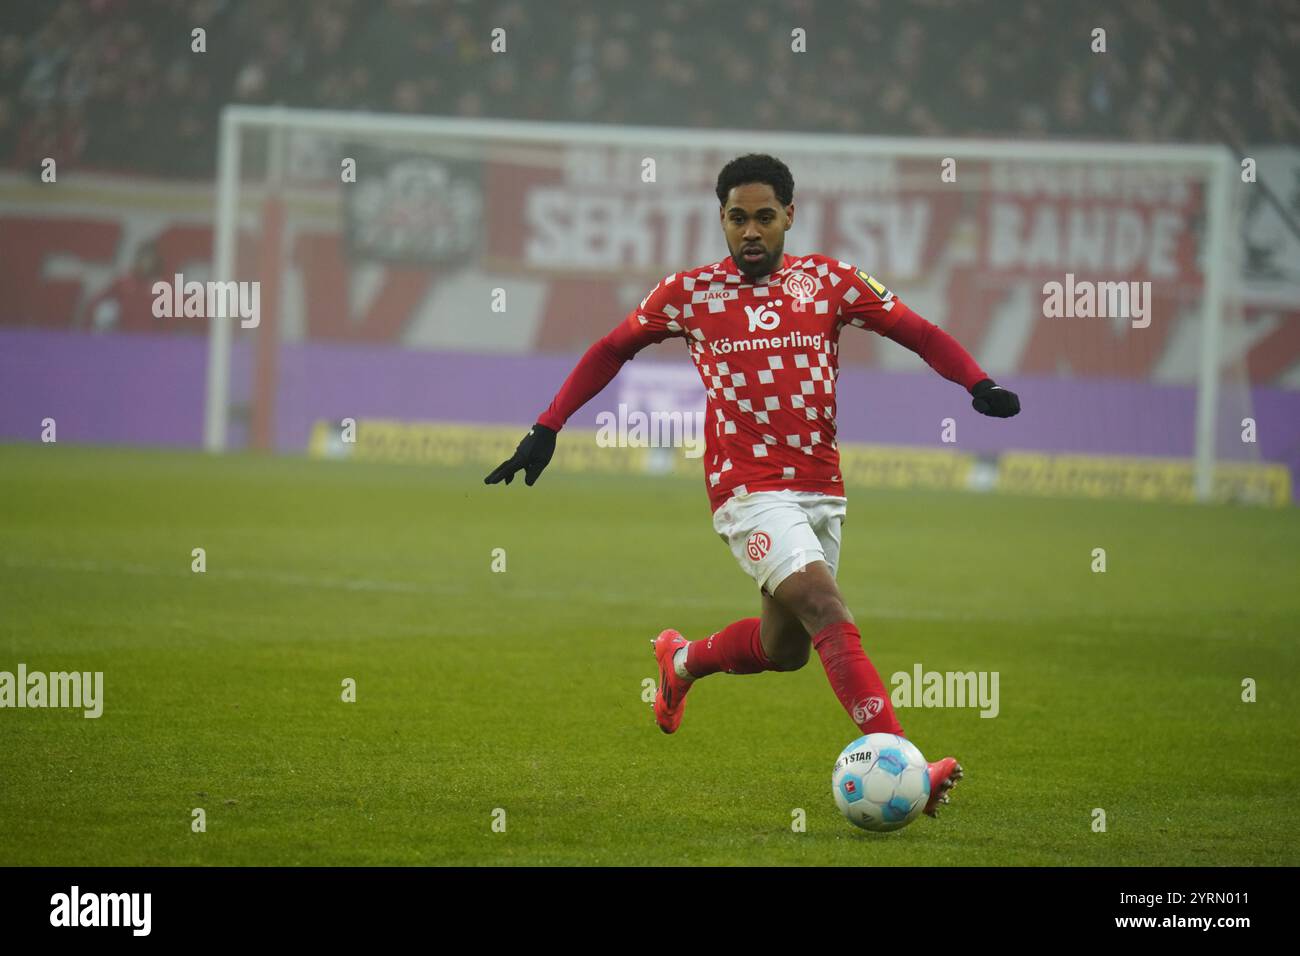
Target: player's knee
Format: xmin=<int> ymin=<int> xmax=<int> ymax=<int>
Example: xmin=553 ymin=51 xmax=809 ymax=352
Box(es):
xmin=797 ymin=590 xmax=851 ymax=635
xmin=762 ymin=621 xmax=811 ymax=672
xmin=773 ymin=567 xmax=852 ymax=634
xmin=770 ymin=644 xmax=811 ymax=672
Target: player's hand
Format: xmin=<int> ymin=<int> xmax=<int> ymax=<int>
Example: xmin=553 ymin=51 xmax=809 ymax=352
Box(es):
xmin=970 ymin=379 xmax=1020 ymax=418
xmin=484 ymin=423 xmax=557 ymax=486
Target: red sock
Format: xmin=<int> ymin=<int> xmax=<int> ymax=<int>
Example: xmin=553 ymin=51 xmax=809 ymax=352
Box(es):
xmin=811 ymin=621 xmax=904 ymax=736
xmin=685 ymin=617 xmax=778 ymax=677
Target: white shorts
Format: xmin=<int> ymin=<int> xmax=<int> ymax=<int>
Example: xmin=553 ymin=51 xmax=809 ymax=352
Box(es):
xmin=712 ymin=490 xmax=848 ymax=597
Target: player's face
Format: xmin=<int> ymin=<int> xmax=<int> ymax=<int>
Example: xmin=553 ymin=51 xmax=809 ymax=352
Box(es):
xmin=720 ymin=183 xmax=793 ymax=278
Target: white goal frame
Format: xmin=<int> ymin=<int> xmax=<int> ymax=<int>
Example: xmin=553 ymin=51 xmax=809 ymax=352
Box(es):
xmin=207 ymin=105 xmax=1239 ymax=500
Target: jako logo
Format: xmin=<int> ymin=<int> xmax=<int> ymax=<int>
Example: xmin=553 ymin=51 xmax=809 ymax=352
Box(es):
xmin=50 ymin=886 xmax=151 ymax=936
xmin=744 ymin=303 xmax=781 ymax=332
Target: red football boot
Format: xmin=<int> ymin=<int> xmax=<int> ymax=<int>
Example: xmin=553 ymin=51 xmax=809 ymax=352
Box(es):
xmin=651 ymin=629 xmax=693 ymax=734
xmin=924 ymin=758 xmax=964 ymax=817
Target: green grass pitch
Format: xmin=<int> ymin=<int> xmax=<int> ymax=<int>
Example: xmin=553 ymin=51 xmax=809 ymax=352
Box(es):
xmin=1 ymin=444 xmax=1297 ymax=866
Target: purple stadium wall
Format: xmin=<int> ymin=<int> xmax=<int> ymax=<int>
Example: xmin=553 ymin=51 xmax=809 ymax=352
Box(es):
xmin=2 ymin=329 xmax=1298 ymax=500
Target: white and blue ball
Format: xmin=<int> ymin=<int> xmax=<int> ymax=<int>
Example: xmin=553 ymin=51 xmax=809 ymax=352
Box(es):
xmin=832 ymin=733 xmax=930 ymax=832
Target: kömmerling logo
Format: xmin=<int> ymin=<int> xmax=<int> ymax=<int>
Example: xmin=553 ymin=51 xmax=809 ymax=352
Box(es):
xmin=709 ymin=330 xmax=823 ymax=355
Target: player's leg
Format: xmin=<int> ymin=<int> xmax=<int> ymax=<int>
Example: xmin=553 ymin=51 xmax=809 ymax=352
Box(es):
xmin=651 ymin=494 xmax=815 ymax=734
xmin=769 ymin=496 xmax=904 ymax=734
xmin=653 ymin=588 xmax=804 ymax=734
xmin=653 ymin=601 xmax=808 ymax=735
xmin=771 ymin=560 xmax=961 ymax=814
xmin=759 ymin=586 xmax=811 ymax=671
xmin=777 ymin=496 xmax=961 ymax=816
xmin=767 ymin=557 xmax=851 ymax=633
xmin=673 ymin=587 xmax=812 ymax=681
xmin=677 ymin=493 xmax=825 ymax=680
xmin=767 ymin=559 xmax=905 ymax=735
xmin=652 ymin=610 xmax=783 ymax=733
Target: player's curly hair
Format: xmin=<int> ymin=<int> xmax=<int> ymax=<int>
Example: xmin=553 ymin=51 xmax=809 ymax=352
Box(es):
xmin=715 ymin=154 xmax=794 ymax=207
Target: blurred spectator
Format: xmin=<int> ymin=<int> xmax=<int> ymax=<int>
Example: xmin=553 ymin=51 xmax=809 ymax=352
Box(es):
xmin=81 ymin=240 xmax=176 ymax=335
xmin=0 ymin=0 xmax=1295 ymax=178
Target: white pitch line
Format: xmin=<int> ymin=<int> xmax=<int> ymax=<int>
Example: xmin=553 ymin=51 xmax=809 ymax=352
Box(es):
xmin=0 ymin=555 xmax=1211 ymax=632
xmin=0 ymin=555 xmax=935 ymax=617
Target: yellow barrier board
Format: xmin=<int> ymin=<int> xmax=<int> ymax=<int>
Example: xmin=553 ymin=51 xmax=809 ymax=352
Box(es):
xmin=998 ymin=452 xmax=1291 ymax=506
xmin=309 ymin=421 xmax=1291 ymax=506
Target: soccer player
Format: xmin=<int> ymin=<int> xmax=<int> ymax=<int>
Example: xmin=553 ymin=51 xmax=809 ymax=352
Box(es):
xmin=485 ymin=154 xmax=1020 ymax=818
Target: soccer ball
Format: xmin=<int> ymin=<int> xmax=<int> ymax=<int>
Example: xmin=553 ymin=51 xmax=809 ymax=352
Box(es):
xmin=832 ymin=733 xmax=930 ymax=832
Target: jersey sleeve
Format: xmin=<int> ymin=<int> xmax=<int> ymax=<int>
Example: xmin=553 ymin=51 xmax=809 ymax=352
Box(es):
xmin=535 ymin=275 xmax=686 ymax=431
xmin=836 ymin=263 xmax=987 ymax=391
xmin=622 ymin=272 xmax=689 ymax=346
xmin=836 ymin=265 xmax=906 ymax=335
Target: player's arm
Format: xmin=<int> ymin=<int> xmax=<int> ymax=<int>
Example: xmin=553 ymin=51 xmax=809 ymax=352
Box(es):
xmin=484 ymin=278 xmax=686 ymax=485
xmin=840 ymin=269 xmax=1020 ymax=418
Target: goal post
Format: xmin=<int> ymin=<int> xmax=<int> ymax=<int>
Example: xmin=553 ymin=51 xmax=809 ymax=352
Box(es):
xmin=203 ymin=108 xmax=240 ymax=454
xmin=206 ymin=105 xmax=1249 ymax=502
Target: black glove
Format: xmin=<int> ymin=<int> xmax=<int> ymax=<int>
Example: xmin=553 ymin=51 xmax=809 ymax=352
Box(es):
xmin=484 ymin=423 xmax=557 ymax=486
xmin=970 ymin=379 xmax=1020 ymax=418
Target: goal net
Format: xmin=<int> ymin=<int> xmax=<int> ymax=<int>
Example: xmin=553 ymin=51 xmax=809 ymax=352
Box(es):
xmin=206 ymin=107 xmax=1276 ymax=504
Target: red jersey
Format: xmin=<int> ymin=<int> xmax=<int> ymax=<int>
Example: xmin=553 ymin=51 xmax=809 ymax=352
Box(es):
xmin=538 ymin=252 xmax=987 ymax=512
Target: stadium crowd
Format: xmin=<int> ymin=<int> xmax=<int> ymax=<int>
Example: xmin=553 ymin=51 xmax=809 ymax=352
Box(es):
xmin=1 ymin=0 xmax=1297 ymax=176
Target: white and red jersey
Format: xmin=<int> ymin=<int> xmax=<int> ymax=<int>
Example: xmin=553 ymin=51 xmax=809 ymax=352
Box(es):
xmin=538 ymin=251 xmax=987 ymax=513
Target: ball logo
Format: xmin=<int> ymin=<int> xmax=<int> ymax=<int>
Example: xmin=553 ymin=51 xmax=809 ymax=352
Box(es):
xmin=851 ymin=697 xmax=885 ymax=724
xmin=844 ymin=779 xmax=857 ymax=795
xmin=746 ymin=531 xmax=771 ymax=561
xmin=782 ymin=271 xmax=820 ymax=303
